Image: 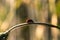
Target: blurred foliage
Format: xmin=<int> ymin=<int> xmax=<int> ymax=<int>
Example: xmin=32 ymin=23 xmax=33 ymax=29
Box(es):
xmin=0 ymin=0 xmax=60 ymax=31
xmin=56 ymin=0 xmax=60 ymax=17
xmin=0 ymin=0 xmax=22 ymax=25
xmin=0 ymin=3 xmax=10 ymax=26
xmin=16 ymin=3 xmax=28 ymax=22
xmin=0 ymin=6 xmax=9 ymax=21
xmin=15 ymin=0 xmax=22 ymax=9
xmin=37 ymin=2 xmax=42 ymax=11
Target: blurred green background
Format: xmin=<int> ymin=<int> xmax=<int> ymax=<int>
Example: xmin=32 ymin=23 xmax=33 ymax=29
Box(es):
xmin=0 ymin=0 xmax=60 ymax=40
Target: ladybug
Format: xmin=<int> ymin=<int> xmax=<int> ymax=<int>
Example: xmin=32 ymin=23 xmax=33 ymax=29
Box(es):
xmin=26 ymin=19 xmax=34 ymax=23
